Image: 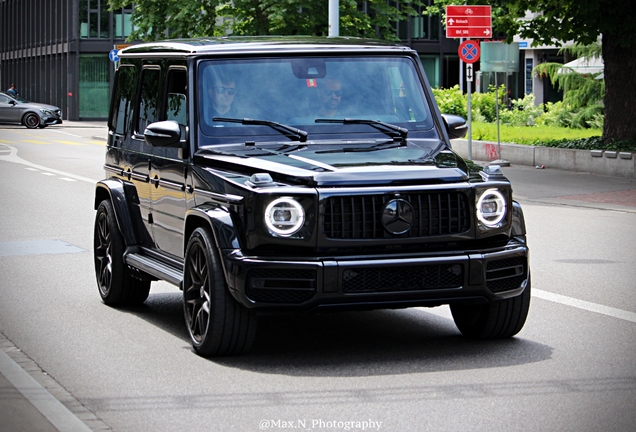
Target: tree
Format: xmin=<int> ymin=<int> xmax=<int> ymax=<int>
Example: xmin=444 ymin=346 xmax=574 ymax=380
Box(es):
xmin=109 ymin=0 xmax=422 ymax=43
xmin=427 ymin=0 xmax=636 ymax=142
xmin=535 ymin=42 xmax=605 ymax=129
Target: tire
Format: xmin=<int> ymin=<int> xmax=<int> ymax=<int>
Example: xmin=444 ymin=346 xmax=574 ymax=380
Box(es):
xmin=94 ymin=200 xmax=151 ymax=306
xmin=451 ymin=274 xmax=531 ymax=339
xmin=23 ymin=113 xmax=40 ymax=129
xmin=183 ymin=227 xmax=257 ymax=356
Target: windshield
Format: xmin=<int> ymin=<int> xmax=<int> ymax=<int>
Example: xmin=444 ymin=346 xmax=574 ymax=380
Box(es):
xmin=197 ymin=56 xmax=435 ymax=142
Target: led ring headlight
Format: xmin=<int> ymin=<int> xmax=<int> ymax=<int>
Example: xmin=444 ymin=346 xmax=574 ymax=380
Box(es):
xmin=477 ymin=189 xmax=506 ymax=227
xmin=265 ymin=197 xmax=305 ymax=236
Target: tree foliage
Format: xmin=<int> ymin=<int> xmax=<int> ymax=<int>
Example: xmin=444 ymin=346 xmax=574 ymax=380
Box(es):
xmin=534 ymin=43 xmax=604 ymax=128
xmin=109 ymin=0 xmax=422 ymax=42
xmin=108 ymin=0 xmax=223 ymax=40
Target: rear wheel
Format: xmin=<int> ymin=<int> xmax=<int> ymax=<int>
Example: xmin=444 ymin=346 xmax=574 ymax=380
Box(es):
xmin=94 ymin=200 xmax=150 ymax=306
xmin=451 ymin=275 xmax=531 ymax=339
xmin=183 ymin=227 xmax=257 ymax=356
xmin=23 ymin=113 xmax=40 ymax=129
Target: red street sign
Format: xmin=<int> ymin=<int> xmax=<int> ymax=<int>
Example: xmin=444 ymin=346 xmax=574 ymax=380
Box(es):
xmin=458 ymin=40 xmax=480 ymax=64
xmin=446 ymin=5 xmax=492 ymax=39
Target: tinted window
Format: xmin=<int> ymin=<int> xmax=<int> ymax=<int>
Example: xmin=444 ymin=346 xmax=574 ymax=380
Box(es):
xmin=197 ymin=56 xmax=434 ymax=141
xmin=109 ymin=65 xmax=137 ymax=134
xmin=165 ymin=68 xmax=187 ymax=139
xmin=137 ymin=67 xmax=162 ymax=134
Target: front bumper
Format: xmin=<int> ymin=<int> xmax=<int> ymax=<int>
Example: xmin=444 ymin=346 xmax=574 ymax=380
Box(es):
xmin=42 ymin=116 xmax=63 ymax=126
xmin=222 ymin=241 xmax=529 ymax=311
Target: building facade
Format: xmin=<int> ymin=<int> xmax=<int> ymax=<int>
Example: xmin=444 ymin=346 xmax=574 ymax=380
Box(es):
xmin=0 ymin=0 xmax=556 ymax=121
xmin=0 ymin=0 xmax=133 ymax=120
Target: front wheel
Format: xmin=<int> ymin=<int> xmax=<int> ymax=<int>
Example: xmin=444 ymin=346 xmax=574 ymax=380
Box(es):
xmin=23 ymin=113 xmax=40 ymax=129
xmin=183 ymin=227 xmax=257 ymax=356
xmin=451 ymin=275 xmax=531 ymax=339
xmin=94 ymin=200 xmax=150 ymax=306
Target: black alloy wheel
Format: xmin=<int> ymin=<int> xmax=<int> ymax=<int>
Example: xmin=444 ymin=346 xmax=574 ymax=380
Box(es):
xmin=94 ymin=200 xmax=150 ymax=306
xmin=183 ymin=227 xmax=257 ymax=356
xmin=23 ymin=113 xmax=40 ymax=129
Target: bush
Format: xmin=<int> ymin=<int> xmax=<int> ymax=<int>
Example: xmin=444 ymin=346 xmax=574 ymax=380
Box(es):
xmin=432 ymin=85 xmax=466 ymax=118
xmin=538 ymin=136 xmax=636 ymax=152
xmin=471 ymin=89 xmax=498 ymax=123
xmin=499 ymin=94 xmax=544 ymax=127
xmin=433 ymin=86 xmax=605 ymax=130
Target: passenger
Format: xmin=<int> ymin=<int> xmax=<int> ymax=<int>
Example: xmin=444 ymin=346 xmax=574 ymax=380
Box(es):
xmin=314 ymin=79 xmax=343 ymax=117
xmin=209 ymin=74 xmax=237 ymax=119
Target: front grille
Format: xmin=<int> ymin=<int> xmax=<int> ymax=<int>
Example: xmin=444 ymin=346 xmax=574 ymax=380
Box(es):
xmin=486 ymin=257 xmax=527 ymax=292
xmin=323 ymin=192 xmax=470 ymax=239
xmin=342 ymin=263 xmax=463 ymax=293
xmin=246 ymin=269 xmax=316 ymax=303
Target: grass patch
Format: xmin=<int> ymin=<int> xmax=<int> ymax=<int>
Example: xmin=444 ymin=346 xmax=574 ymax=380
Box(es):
xmin=471 ymin=122 xmax=602 ymax=145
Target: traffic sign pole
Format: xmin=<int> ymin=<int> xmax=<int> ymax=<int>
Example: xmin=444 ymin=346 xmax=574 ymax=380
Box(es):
xmin=466 ymin=64 xmax=473 ymax=161
xmin=458 ymin=41 xmax=480 ymax=161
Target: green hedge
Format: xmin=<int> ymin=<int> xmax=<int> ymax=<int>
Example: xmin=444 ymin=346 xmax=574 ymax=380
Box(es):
xmin=434 ymin=86 xmax=635 ymax=151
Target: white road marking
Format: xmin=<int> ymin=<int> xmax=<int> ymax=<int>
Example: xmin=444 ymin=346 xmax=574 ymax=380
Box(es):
xmin=418 ymin=290 xmax=636 ymax=325
xmin=534 ymin=289 xmax=636 ymax=323
xmin=0 ymin=144 xmax=96 ymax=184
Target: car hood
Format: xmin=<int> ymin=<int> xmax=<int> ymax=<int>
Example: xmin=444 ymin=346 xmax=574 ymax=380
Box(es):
xmin=195 ymin=138 xmax=476 ymax=187
xmin=15 ymin=101 xmax=60 ymax=111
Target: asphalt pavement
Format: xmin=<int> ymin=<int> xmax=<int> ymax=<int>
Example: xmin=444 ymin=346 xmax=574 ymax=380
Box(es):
xmin=1 ymin=121 xmax=634 ymax=431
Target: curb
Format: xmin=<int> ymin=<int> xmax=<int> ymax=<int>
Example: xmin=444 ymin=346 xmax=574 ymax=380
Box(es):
xmin=453 ymin=139 xmax=636 ymax=179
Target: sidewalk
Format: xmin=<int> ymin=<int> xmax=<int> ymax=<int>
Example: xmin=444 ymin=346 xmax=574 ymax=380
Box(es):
xmin=0 ymin=332 xmax=109 ymax=432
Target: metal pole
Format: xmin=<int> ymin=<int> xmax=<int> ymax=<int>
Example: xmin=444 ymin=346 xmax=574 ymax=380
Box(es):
xmin=467 ymin=67 xmax=472 ymax=161
xmin=329 ymin=0 xmax=339 ymax=37
xmin=495 ymin=72 xmax=500 ymax=159
xmin=459 ymin=38 xmax=464 ymax=92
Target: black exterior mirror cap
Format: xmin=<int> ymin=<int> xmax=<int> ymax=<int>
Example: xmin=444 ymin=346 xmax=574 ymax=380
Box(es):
xmin=144 ymin=120 xmax=182 ymax=147
xmin=441 ymin=114 xmax=468 ymax=139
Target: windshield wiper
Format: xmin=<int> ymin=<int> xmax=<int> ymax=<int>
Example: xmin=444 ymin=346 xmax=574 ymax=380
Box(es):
xmin=315 ymin=118 xmax=408 ymax=141
xmin=315 ymin=140 xmax=404 ymax=154
xmin=213 ymin=117 xmax=308 ymax=142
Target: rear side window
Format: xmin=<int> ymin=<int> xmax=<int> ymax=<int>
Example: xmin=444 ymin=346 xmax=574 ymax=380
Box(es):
xmin=109 ymin=65 xmax=137 ymax=135
xmin=137 ymin=67 xmax=162 ymax=134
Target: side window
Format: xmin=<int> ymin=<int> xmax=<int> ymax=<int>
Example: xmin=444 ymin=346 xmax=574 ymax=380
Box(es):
xmin=109 ymin=65 xmax=137 ymax=135
xmin=137 ymin=67 xmax=162 ymax=134
xmin=164 ymin=68 xmax=188 ymax=140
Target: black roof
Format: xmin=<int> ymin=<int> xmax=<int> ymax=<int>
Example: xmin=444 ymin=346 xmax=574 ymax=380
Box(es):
xmin=119 ymin=36 xmax=414 ymax=57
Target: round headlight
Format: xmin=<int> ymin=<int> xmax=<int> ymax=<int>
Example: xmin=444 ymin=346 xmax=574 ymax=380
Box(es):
xmin=477 ymin=189 xmax=506 ymax=227
xmin=265 ymin=197 xmax=305 ymax=236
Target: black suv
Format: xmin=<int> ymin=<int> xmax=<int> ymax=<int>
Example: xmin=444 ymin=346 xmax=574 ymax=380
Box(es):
xmin=94 ymin=37 xmax=530 ymax=356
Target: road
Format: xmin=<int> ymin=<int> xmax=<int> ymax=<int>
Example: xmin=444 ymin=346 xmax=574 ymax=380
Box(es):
xmin=1 ymin=123 xmax=635 ymax=432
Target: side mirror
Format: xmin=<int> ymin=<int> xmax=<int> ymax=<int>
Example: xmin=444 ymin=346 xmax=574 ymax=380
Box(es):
xmin=441 ymin=114 xmax=468 ymax=139
xmin=144 ymin=120 xmax=181 ymax=147
xmin=9 ymin=100 xmax=16 ymax=106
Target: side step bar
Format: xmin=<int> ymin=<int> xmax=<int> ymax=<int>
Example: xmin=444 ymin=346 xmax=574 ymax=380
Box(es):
xmin=124 ymin=252 xmax=183 ymax=287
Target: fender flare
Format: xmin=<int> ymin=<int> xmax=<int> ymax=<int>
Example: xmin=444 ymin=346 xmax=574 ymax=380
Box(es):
xmin=511 ymin=200 xmax=527 ymax=239
xmin=94 ymin=179 xmax=140 ymax=246
xmin=184 ymin=204 xmax=240 ymax=253
xmin=184 ymin=205 xmax=242 ymax=298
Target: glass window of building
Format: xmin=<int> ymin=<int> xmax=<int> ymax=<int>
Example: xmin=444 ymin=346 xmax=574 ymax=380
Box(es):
xmin=79 ymin=55 xmax=110 ymax=118
xmin=80 ymin=0 xmax=114 ymax=38
xmin=114 ymin=6 xmax=134 ymax=38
